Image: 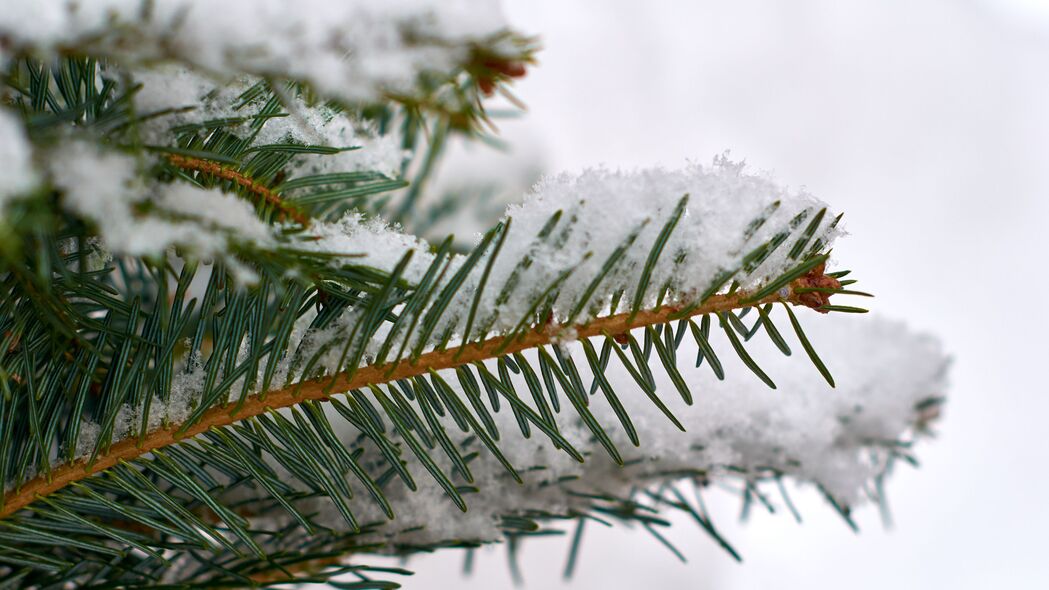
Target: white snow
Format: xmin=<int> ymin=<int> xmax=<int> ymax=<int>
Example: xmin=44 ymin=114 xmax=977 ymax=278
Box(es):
xmin=289 ymin=312 xmax=948 ymax=545
xmin=299 ymin=213 xmax=435 ymax=283
xmin=126 ymin=65 xmax=408 ymax=176
xmin=294 ymin=157 xmax=841 ymax=368
xmin=156 ymin=183 xmax=272 ymax=244
xmin=0 ymin=108 xmax=38 ymax=209
xmin=251 ymin=94 xmax=407 ymax=178
xmin=492 ymin=157 xmax=836 ymax=318
xmin=48 ymin=141 xmax=272 ymax=263
xmin=0 ymin=0 xmax=514 ymax=104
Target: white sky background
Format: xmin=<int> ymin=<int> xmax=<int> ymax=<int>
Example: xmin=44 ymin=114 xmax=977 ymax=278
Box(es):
xmin=381 ymin=0 xmax=1049 ymax=588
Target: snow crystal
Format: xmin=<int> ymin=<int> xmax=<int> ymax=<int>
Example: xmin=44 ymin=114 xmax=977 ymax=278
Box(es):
xmin=0 ymin=0 xmax=512 ymax=104
xmin=502 ymin=157 xmax=833 ymax=302
xmin=300 ymin=213 xmax=436 ymax=284
xmin=71 ymin=358 xmax=209 ymax=460
xmin=128 ymin=64 xmax=219 ymax=117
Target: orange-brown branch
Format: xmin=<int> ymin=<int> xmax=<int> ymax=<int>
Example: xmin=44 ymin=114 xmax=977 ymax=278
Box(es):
xmin=165 ymin=154 xmax=310 ymax=226
xmin=1 ymin=273 xmax=835 ymax=519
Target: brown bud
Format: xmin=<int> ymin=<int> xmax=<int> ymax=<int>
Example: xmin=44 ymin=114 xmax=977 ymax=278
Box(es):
xmin=790 ymin=262 xmax=842 ymax=311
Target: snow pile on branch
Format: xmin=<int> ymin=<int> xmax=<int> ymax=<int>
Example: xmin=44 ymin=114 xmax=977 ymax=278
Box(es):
xmin=298 ymin=313 xmax=947 ymax=545
xmin=127 ymin=65 xmax=408 ymax=176
xmin=301 ymin=213 xmax=436 ymax=283
xmin=299 ymin=158 xmax=840 ymax=367
xmin=61 ymin=158 xmax=842 ymax=458
xmin=49 ymin=141 xmax=272 ymax=266
xmin=498 ymin=159 xmax=834 ymax=308
xmin=63 ymin=158 xmax=845 ymax=463
xmin=0 ymin=108 xmax=38 ymax=208
xmin=0 ymin=0 xmax=512 ymax=103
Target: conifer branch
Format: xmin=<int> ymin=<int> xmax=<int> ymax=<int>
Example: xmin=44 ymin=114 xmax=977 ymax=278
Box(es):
xmin=0 ymin=274 xmax=832 ymax=519
xmin=0 ymin=8 xmax=949 ymax=584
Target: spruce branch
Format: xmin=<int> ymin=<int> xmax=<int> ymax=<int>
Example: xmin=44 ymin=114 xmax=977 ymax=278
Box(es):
xmin=0 ymin=270 xmax=837 ymax=520
xmin=0 ymin=5 xmax=949 ymax=587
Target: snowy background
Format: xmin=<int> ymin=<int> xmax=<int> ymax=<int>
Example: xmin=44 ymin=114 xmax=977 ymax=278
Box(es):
xmin=392 ymin=0 xmax=1049 ymax=588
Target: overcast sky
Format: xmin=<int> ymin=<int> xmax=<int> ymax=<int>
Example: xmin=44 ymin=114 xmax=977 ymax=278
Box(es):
xmin=389 ymin=1 xmax=1049 ymax=588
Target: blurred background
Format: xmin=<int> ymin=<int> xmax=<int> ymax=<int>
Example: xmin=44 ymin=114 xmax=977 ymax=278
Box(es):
xmin=390 ymin=0 xmax=1049 ymax=587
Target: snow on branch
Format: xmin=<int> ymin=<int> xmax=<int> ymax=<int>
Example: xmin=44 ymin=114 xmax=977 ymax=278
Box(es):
xmin=297 ymin=157 xmax=841 ymax=369
xmin=0 ymin=107 xmax=38 ymax=209
xmin=0 ymin=0 xmax=517 ymax=103
xmin=3 ymin=151 xmax=948 ymax=563
xmin=0 ymin=5 xmax=952 ymax=581
xmin=125 ymin=65 xmax=410 ymax=176
xmin=293 ymin=313 xmax=948 ymax=546
xmin=49 ymin=140 xmax=273 ymax=278
xmin=61 ymin=158 xmax=842 ymax=470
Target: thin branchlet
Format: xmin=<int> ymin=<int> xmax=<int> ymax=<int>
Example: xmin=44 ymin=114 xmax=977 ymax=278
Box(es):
xmin=165 ymin=154 xmax=311 ymax=226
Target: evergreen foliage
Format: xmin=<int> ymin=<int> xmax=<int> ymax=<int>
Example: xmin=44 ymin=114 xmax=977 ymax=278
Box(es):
xmin=0 ymin=3 xmax=946 ymax=588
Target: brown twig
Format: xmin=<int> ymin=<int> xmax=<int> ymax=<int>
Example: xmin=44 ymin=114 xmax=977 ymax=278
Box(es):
xmin=0 ymin=274 xmax=834 ymax=518
xmin=165 ymin=154 xmax=311 ymax=226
